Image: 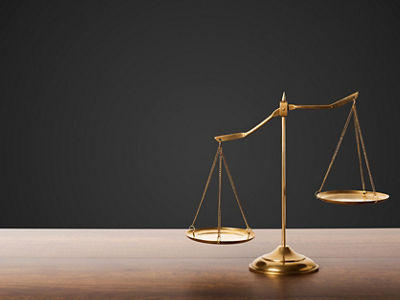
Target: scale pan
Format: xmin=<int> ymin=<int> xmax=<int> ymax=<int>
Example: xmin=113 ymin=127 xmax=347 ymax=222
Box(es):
xmin=186 ymin=227 xmax=255 ymax=245
xmin=316 ymin=190 xmax=389 ymax=205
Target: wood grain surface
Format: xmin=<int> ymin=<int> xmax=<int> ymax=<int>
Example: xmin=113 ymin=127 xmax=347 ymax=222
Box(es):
xmin=0 ymin=229 xmax=399 ymax=299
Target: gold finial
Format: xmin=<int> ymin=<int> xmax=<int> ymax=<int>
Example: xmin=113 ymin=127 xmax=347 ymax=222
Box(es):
xmin=282 ymin=91 xmax=286 ymax=102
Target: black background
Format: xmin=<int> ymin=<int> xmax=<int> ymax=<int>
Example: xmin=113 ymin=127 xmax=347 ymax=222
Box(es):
xmin=0 ymin=0 xmax=399 ymax=228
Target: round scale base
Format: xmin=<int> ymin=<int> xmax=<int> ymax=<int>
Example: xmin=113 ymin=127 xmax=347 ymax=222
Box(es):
xmin=185 ymin=227 xmax=255 ymax=245
xmin=316 ymin=190 xmax=389 ymax=205
xmin=249 ymin=245 xmax=319 ymax=276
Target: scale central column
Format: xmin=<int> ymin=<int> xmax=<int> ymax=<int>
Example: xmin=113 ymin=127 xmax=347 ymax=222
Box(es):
xmin=281 ymin=110 xmax=286 ymax=248
xmin=249 ymin=92 xmax=319 ymax=276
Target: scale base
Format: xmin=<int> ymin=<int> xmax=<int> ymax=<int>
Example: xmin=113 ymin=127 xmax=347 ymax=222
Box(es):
xmin=249 ymin=245 xmax=319 ymax=276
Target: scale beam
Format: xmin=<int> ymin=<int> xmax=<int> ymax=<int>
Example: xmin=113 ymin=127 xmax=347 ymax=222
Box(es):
xmin=214 ymin=91 xmax=359 ymax=142
xmin=289 ymin=91 xmax=359 ymax=111
xmin=214 ymin=108 xmax=280 ymax=142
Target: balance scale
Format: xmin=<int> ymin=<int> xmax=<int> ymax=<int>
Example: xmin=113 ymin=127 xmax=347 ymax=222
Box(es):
xmin=185 ymin=91 xmax=389 ymax=276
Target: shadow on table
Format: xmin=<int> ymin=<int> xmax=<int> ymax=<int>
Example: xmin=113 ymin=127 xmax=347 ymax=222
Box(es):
xmin=182 ymin=268 xmax=319 ymax=299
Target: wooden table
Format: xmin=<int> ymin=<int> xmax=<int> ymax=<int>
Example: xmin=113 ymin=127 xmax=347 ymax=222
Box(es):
xmin=0 ymin=229 xmax=399 ymax=299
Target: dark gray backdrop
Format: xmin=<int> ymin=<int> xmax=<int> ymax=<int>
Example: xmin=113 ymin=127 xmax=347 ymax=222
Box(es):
xmin=0 ymin=0 xmax=399 ymax=228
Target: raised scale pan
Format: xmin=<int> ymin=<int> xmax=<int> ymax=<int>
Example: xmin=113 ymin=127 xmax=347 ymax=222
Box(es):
xmin=316 ymin=190 xmax=389 ymax=205
xmin=186 ymin=227 xmax=255 ymax=245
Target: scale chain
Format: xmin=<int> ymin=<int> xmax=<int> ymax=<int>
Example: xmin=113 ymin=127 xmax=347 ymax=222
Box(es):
xmin=318 ymin=103 xmax=377 ymax=195
xmin=353 ymin=107 xmax=366 ymax=192
xmin=353 ymin=106 xmax=376 ymax=194
xmin=189 ymin=143 xmax=250 ymax=243
xmin=318 ymin=105 xmax=354 ymax=193
xmin=221 ymin=151 xmax=251 ymax=230
xmin=217 ymin=144 xmax=223 ymax=243
xmin=190 ymin=146 xmax=220 ymax=230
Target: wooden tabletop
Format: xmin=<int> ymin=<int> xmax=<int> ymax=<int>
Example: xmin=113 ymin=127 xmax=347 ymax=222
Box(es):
xmin=0 ymin=229 xmax=399 ymax=299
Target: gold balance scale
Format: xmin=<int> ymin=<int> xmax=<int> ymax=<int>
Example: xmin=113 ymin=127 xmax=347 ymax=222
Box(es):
xmin=185 ymin=91 xmax=389 ymax=276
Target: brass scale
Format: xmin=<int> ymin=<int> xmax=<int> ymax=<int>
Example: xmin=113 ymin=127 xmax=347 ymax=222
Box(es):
xmin=185 ymin=91 xmax=389 ymax=276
